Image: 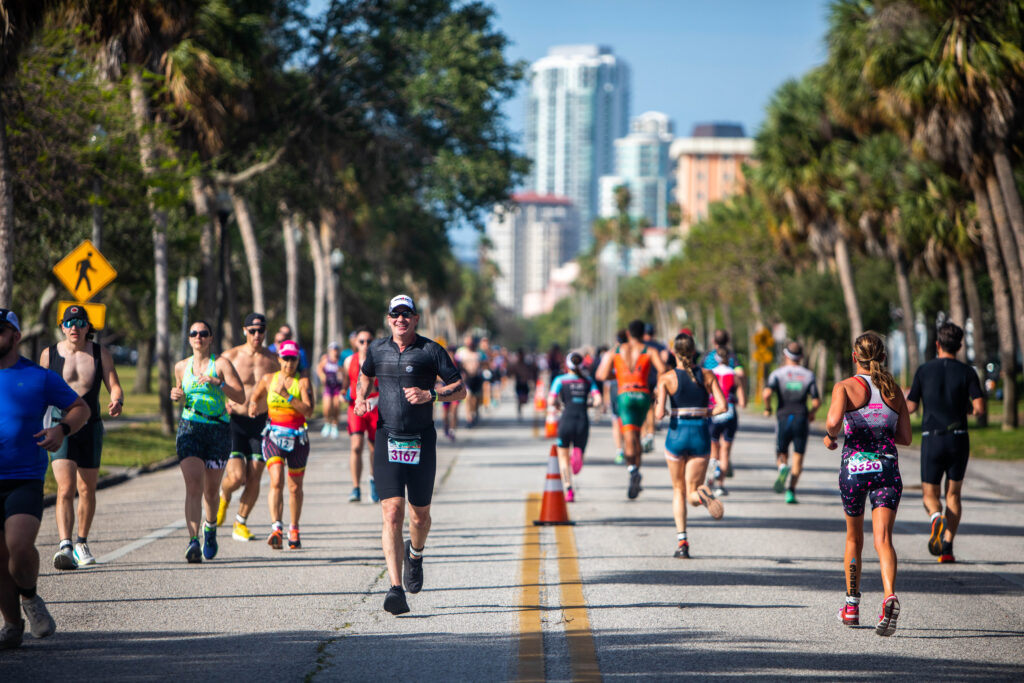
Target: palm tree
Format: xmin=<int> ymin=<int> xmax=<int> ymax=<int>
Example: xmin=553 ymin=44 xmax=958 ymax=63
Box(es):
xmin=854 ymin=0 xmax=1021 ymax=427
xmin=0 ymin=1 xmax=57 ymax=306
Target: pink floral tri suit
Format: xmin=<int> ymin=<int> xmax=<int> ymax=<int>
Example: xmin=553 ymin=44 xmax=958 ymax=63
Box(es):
xmin=839 ymin=375 xmax=902 ymax=517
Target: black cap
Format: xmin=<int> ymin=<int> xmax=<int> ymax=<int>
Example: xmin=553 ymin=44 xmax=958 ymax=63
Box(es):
xmin=62 ymin=305 xmax=90 ymax=326
xmin=644 ymin=323 xmax=655 ymax=335
xmin=243 ymin=312 xmax=266 ymax=327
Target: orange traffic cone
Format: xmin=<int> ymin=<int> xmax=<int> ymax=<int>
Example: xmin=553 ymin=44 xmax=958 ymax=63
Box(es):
xmin=534 ymin=445 xmax=573 ymax=526
xmin=534 ymin=380 xmax=547 ymax=411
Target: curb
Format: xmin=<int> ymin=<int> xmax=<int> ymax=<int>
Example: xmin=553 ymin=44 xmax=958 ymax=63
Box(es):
xmin=42 ymin=455 xmax=179 ymax=509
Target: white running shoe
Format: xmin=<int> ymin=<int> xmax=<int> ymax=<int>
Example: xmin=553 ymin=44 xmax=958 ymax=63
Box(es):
xmin=331 ymin=424 xmax=340 ymax=439
xmin=53 ymin=546 xmax=77 ymax=570
xmin=21 ymin=596 xmax=56 ymax=638
xmin=73 ymin=542 xmax=96 ymax=566
xmin=320 ymin=423 xmax=331 ymax=437
xmin=706 ymin=458 xmax=720 ymax=487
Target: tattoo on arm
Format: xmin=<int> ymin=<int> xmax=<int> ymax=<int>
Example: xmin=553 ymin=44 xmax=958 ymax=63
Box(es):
xmin=437 ymin=381 xmax=463 ymax=398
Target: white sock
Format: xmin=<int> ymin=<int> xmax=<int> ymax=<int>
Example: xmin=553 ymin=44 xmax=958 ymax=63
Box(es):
xmin=930 ymin=511 xmax=941 ymax=521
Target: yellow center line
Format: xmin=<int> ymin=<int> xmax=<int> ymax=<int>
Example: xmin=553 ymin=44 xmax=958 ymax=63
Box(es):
xmin=556 ymin=524 xmax=601 ymax=682
xmin=518 ymin=493 xmax=545 ymax=682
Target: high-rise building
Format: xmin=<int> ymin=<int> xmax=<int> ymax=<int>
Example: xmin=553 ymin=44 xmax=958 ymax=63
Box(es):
xmin=486 ymin=193 xmax=580 ymax=316
xmin=669 ymin=123 xmax=754 ymax=229
xmin=526 ymin=45 xmax=630 ymax=248
xmin=598 ymin=111 xmax=674 ymax=228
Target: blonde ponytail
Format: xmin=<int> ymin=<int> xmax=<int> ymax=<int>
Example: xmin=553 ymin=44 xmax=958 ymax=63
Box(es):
xmin=854 ymin=332 xmax=899 ymax=403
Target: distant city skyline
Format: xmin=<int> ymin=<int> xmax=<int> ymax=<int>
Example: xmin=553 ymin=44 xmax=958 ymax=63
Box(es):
xmin=306 ymin=0 xmax=831 ymax=258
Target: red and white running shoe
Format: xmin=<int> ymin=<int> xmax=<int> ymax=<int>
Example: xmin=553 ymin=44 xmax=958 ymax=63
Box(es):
xmin=876 ymin=594 xmax=900 ymax=636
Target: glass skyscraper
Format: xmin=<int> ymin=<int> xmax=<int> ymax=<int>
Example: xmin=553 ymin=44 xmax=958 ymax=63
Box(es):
xmin=525 ymin=45 xmax=630 ymax=251
xmin=598 ymin=111 xmax=675 ymax=228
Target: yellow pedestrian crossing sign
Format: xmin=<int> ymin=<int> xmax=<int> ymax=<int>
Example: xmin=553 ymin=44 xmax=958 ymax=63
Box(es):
xmin=53 ymin=240 xmax=116 ymax=302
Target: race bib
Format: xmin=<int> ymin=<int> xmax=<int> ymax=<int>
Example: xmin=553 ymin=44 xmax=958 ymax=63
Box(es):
xmin=270 ymin=432 xmax=295 ymax=452
xmin=387 ymin=436 xmax=421 ymax=465
xmin=847 ymin=451 xmax=884 ymax=474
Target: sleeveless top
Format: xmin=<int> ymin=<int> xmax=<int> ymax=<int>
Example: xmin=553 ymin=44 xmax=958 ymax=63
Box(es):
xmin=323 ymin=356 xmax=341 ymax=389
xmin=48 ymin=342 xmax=103 ymax=424
xmin=612 ymin=345 xmax=652 ymax=394
xmin=842 ymin=374 xmax=899 ymax=458
xmin=347 ymin=354 xmax=379 ymax=402
xmin=669 ymin=368 xmax=709 ymax=411
xmin=182 ymin=356 xmax=228 ymax=424
xmin=267 ymin=372 xmax=306 ymax=430
xmin=706 ymin=351 xmax=740 ymax=408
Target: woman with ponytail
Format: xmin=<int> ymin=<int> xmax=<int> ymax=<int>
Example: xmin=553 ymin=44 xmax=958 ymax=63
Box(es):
xmin=824 ymin=332 xmax=911 ymax=636
xmin=654 ymin=333 xmax=729 ymax=559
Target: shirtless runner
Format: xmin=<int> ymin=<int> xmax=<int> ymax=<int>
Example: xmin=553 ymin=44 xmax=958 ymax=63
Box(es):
xmin=39 ymin=305 xmax=124 ymax=569
xmin=217 ymin=313 xmax=280 ymax=541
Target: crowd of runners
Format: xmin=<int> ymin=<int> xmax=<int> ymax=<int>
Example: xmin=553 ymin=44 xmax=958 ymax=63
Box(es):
xmin=0 ymin=294 xmax=988 ymax=645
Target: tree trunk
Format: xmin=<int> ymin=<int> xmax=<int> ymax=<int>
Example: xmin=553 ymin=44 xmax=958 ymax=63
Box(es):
xmin=692 ymin=302 xmax=705 ymax=355
xmin=320 ymin=213 xmax=339 ymax=345
xmin=191 ymin=176 xmax=220 ymax=320
xmin=747 ymin=284 xmax=764 ymax=329
xmin=129 ymin=67 xmax=174 ymax=435
xmin=0 ymin=94 xmax=15 ymax=307
xmin=962 ymin=256 xmax=988 ymax=426
xmin=133 ymin=336 xmax=154 ymax=395
xmin=893 ymin=251 xmax=919 ymax=383
xmin=813 ymin=340 xmax=827 ymax=401
xmin=992 ymin=147 xmax=1024 ymax=270
xmin=305 ymin=220 xmax=326 ymax=367
xmin=229 ymin=187 xmax=265 ymax=314
xmin=833 ymin=235 xmax=863 ymax=346
xmin=221 ymin=230 xmax=238 ymax=349
xmin=985 ymin=172 xmax=1024 ymax=351
xmin=281 ymin=205 xmax=299 ymax=345
xmin=971 ymin=175 xmax=1017 ymax=430
xmin=705 ymin=305 xmax=716 ymax=351
xmin=945 ymin=254 xmax=967 ymax=361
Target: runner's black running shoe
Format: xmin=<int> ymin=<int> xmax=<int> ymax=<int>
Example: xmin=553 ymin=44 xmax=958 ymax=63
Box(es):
xmin=673 ymin=541 xmax=690 ymax=559
xmin=404 ymin=540 xmax=424 ymax=594
xmin=627 ymin=469 xmax=642 ymax=499
xmin=384 ymin=585 xmax=410 ymax=615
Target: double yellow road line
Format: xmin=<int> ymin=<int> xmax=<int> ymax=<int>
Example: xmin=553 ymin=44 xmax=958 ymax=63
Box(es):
xmin=518 ymin=493 xmax=601 ymax=682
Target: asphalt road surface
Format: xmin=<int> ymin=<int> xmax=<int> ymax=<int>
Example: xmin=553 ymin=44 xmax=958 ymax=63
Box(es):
xmin=6 ymin=398 xmax=1024 ymax=681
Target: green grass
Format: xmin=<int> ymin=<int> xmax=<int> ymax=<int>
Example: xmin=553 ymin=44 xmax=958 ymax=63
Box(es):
xmin=43 ymin=421 xmax=175 ymax=495
xmin=114 ymin=364 xmax=162 ymax=416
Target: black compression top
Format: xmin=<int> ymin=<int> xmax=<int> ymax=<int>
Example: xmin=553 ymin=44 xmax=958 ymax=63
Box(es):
xmin=361 ymin=334 xmax=461 ymax=434
xmin=906 ymin=358 xmax=983 ymax=433
xmin=669 ymin=368 xmax=708 ymax=410
xmin=47 ymin=342 xmax=103 ymax=424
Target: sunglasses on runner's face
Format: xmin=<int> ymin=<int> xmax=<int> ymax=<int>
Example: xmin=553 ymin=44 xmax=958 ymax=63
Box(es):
xmin=246 ymin=327 xmax=266 ymax=335
xmin=280 ymin=355 xmax=299 ymax=362
xmin=357 ymin=337 xmax=372 ymax=345
xmin=388 ymin=310 xmax=413 ymax=319
xmin=189 ymin=329 xmax=212 ymax=338
xmin=62 ymin=319 xmax=88 ymax=329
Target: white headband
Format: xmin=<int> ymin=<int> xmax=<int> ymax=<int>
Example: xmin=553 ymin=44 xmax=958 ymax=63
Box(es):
xmin=783 ymin=347 xmax=802 ymax=361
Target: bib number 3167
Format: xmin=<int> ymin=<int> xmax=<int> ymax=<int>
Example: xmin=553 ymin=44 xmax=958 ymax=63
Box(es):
xmin=387 ymin=437 xmax=422 ymax=465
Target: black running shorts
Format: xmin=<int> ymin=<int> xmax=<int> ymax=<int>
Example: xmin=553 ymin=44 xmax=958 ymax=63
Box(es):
xmin=775 ymin=414 xmax=810 ymax=454
xmin=557 ymin=414 xmax=590 ymax=452
xmin=920 ymin=432 xmax=970 ymax=485
xmin=0 ymin=479 xmax=44 ymax=522
xmin=51 ymin=419 xmax=104 ymax=469
xmin=373 ymin=427 xmax=437 ymax=507
xmin=230 ymin=413 xmax=267 ymax=460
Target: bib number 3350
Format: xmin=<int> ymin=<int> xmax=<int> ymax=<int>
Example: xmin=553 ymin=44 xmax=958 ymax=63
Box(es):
xmin=848 ymin=452 xmax=884 ymax=474
xmin=387 ymin=437 xmax=422 ymax=465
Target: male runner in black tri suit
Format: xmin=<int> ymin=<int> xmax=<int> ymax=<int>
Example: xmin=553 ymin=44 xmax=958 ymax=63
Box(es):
xmin=354 ymin=294 xmax=465 ymax=615
xmin=905 ymin=322 xmax=985 ymax=563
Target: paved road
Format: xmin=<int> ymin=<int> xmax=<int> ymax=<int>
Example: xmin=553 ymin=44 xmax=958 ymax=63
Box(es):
xmin=6 ymin=399 xmax=1024 ymax=681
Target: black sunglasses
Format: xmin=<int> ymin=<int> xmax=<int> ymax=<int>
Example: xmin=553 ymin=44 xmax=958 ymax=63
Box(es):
xmin=189 ymin=329 xmax=212 ymax=338
xmin=246 ymin=327 xmax=266 ymax=335
xmin=388 ymin=310 xmax=414 ymax=319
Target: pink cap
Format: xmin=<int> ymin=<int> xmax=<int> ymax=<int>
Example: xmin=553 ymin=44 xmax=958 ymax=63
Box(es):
xmin=278 ymin=340 xmax=300 ymax=358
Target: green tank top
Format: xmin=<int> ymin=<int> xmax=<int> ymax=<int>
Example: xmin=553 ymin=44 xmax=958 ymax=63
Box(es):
xmin=182 ymin=355 xmax=228 ymax=424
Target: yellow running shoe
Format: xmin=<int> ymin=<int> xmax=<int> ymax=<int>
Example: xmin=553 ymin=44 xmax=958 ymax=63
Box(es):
xmin=216 ymin=496 xmax=228 ymax=526
xmin=232 ymin=521 xmax=254 ymax=542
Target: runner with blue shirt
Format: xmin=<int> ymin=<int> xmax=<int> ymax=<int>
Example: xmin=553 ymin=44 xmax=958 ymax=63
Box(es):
xmin=0 ymin=309 xmax=90 ymax=648
xmin=547 ymin=352 xmax=601 ymax=502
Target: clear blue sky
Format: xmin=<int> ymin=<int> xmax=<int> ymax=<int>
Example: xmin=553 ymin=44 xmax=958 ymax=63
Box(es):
xmin=307 ymin=0 xmax=831 ymax=257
